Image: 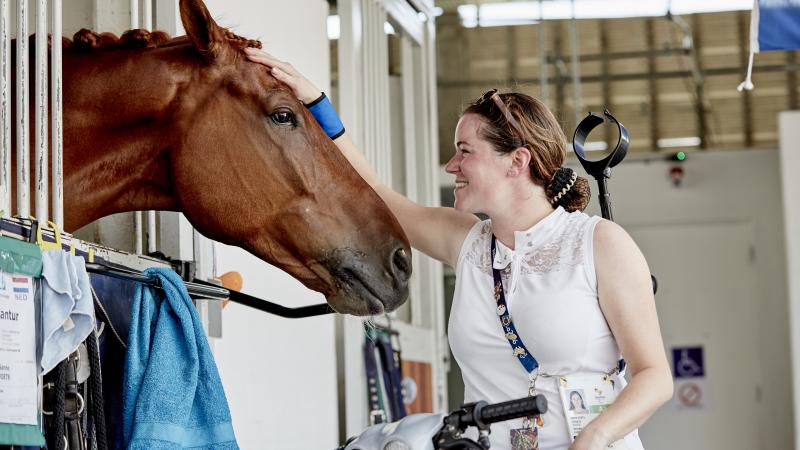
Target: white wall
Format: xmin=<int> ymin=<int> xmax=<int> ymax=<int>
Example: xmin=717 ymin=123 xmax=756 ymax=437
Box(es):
xmin=779 ymin=111 xmax=800 ymax=450
xmin=571 ymin=149 xmax=790 ymax=449
xmin=193 ymin=1 xmax=339 ymax=449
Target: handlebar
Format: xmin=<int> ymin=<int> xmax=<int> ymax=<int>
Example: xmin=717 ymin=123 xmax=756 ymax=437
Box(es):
xmin=434 ymin=395 xmax=548 ymax=449
xmin=476 ymin=395 xmax=548 ymax=426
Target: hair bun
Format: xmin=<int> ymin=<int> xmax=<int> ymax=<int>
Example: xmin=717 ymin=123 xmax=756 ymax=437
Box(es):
xmin=546 ymin=168 xmax=591 ymax=212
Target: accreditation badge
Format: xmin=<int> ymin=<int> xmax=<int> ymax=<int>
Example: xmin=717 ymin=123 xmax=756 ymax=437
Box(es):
xmin=0 ymin=272 xmax=38 ymax=425
xmin=558 ymin=373 xmax=643 ymax=450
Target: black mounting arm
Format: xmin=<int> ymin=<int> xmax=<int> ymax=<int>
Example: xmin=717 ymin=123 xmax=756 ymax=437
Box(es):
xmin=571 ymin=109 xmax=629 ymax=222
xmin=571 ymin=110 xmax=657 ymax=295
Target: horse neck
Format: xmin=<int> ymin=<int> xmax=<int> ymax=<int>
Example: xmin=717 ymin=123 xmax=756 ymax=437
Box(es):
xmin=62 ymin=46 xmax=196 ymax=231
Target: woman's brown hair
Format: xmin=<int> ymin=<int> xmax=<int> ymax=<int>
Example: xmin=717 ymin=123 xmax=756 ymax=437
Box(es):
xmin=462 ymin=92 xmax=590 ymax=212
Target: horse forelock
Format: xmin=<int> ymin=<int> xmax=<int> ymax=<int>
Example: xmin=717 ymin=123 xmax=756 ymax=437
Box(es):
xmin=62 ymin=27 xmax=261 ymax=53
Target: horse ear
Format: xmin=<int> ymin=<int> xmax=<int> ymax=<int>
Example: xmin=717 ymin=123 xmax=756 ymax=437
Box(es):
xmin=179 ymin=0 xmax=228 ymax=59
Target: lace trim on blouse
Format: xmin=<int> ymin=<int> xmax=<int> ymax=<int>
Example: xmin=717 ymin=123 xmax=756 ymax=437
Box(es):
xmin=464 ymin=213 xmax=588 ymax=276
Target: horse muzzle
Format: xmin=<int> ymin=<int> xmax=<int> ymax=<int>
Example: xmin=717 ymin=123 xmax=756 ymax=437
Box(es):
xmin=325 ymin=245 xmax=411 ymax=316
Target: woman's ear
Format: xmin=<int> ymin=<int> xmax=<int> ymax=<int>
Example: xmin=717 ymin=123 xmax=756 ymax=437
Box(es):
xmin=507 ymin=147 xmax=532 ymax=177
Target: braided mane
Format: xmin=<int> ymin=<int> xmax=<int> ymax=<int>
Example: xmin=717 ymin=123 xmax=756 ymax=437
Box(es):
xmin=62 ymin=27 xmax=261 ymax=51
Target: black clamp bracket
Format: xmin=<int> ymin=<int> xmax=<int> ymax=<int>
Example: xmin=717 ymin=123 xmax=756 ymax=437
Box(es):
xmin=571 ymin=109 xmax=657 ymax=294
xmin=572 ymin=109 xmax=629 ymax=222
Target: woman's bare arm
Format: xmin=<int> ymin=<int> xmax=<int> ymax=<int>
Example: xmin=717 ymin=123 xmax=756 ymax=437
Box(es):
xmin=245 ymin=48 xmax=478 ymax=266
xmin=571 ymin=220 xmax=673 ymax=450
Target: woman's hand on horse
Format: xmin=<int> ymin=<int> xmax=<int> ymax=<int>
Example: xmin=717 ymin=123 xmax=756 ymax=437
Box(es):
xmin=244 ymin=48 xmax=321 ymax=104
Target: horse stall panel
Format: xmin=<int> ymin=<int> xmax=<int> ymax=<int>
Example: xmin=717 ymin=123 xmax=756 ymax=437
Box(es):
xmin=193 ymin=1 xmax=340 ymax=449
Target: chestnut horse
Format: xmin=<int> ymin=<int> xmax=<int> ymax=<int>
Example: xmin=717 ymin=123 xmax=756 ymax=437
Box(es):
xmin=7 ymin=0 xmax=410 ymax=315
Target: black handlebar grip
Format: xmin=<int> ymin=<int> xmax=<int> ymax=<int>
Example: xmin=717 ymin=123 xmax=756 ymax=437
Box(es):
xmin=478 ymin=395 xmax=548 ymax=425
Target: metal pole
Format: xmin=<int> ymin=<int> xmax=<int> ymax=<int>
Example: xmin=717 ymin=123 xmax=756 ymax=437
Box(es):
xmin=142 ymin=0 xmax=151 ymax=29
xmin=0 ymin=0 xmax=10 ymax=218
xmin=147 ymin=210 xmax=156 ymax=253
xmin=130 ymin=0 xmax=138 ymax=28
xmin=16 ymin=0 xmax=29 ymax=218
xmin=538 ymin=0 xmax=548 ymax=104
xmin=131 ymin=1 xmax=143 ymax=253
xmin=51 ymin=0 xmax=63 ymax=228
xmin=570 ymin=0 xmax=582 ymax=126
xmin=34 ymin=0 xmax=47 ymax=222
xmin=143 ymin=0 xmax=155 ymax=253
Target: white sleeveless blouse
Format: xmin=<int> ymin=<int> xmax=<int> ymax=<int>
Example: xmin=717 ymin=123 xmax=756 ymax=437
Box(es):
xmin=448 ymin=206 xmax=640 ymax=450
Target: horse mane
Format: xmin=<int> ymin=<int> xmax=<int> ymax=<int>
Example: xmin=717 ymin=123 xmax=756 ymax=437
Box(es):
xmin=61 ymin=27 xmax=262 ymax=52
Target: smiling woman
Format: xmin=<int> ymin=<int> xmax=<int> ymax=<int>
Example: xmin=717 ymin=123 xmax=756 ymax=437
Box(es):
xmin=247 ymin=41 xmax=673 ymax=449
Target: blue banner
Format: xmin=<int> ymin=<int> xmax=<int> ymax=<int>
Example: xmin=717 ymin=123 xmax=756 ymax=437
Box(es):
xmin=757 ymin=0 xmax=800 ymax=51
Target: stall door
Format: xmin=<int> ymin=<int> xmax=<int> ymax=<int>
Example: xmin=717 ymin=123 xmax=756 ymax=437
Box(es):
xmin=628 ymin=222 xmax=761 ymax=450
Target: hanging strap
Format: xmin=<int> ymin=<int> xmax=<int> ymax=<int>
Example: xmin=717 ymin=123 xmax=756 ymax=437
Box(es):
xmin=491 ymin=235 xmax=539 ymax=374
xmin=363 ymin=339 xmax=386 ymax=424
xmin=86 ymin=330 xmax=107 ymax=450
xmin=63 ymin=354 xmax=85 ymax=450
xmin=43 ymin=360 xmax=66 ymax=450
xmin=375 ymin=336 xmax=407 ymax=419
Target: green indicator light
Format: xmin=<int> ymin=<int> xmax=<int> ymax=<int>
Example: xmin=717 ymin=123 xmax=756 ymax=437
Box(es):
xmin=676 ymin=151 xmax=686 ymax=161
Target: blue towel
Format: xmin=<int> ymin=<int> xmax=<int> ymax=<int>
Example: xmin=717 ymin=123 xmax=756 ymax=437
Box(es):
xmin=123 ymin=268 xmax=238 ymax=449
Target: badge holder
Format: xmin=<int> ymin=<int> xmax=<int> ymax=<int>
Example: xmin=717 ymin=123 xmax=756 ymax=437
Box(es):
xmin=572 ymin=110 xmax=658 ymax=295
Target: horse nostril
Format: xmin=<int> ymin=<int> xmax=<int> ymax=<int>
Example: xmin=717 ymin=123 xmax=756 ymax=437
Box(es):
xmin=391 ymin=247 xmax=411 ymax=282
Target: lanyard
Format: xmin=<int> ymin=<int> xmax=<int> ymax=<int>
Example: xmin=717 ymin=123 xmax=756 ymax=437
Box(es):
xmin=491 ymin=234 xmax=539 ymax=374
xmin=490 ymin=234 xmax=626 ymax=376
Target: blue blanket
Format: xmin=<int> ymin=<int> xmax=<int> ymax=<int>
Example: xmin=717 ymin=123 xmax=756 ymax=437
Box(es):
xmin=123 ymin=267 xmax=237 ymax=449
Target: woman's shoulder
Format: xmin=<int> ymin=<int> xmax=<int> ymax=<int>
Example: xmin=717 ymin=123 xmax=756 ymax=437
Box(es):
xmin=457 ymin=218 xmax=493 ymax=273
xmin=592 ymin=218 xmax=633 ymax=248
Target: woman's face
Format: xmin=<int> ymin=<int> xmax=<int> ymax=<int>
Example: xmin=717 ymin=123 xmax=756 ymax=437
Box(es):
xmin=445 ymin=113 xmax=511 ymax=214
xmin=571 ymin=393 xmax=582 ymax=409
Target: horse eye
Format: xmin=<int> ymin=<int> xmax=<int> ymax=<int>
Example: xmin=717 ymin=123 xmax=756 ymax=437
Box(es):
xmin=271 ymin=111 xmax=295 ymax=125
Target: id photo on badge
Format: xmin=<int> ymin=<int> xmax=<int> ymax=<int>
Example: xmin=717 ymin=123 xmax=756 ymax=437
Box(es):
xmin=567 ymin=389 xmax=590 ymax=415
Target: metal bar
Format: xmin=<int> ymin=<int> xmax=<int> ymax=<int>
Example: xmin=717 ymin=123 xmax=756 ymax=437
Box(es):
xmin=51 ymin=0 xmax=62 ymax=228
xmin=789 ymin=51 xmax=799 ymax=111
xmin=131 ymin=0 xmax=143 ymax=255
xmin=142 ymin=0 xmax=151 ymax=29
xmin=363 ymin=0 xmax=375 ymax=168
xmin=538 ymin=0 xmax=548 ymax=103
xmin=0 ymin=0 xmax=10 ymax=218
xmin=599 ymin=21 xmax=612 ymax=147
xmin=83 ymin=262 xmax=335 ymax=318
xmin=646 ymin=18 xmax=659 ymax=151
xmin=554 ymin=22 xmax=564 ymax=123
xmin=129 ymin=0 xmax=138 ymax=28
xmin=217 ymin=283 xmax=335 ymax=318
xmin=16 ymin=0 xmax=29 ymax=218
xmin=569 ymin=0 xmax=582 ymax=127
xmin=134 ymin=211 xmax=142 ymax=253
xmin=507 ymin=26 xmax=517 ymax=83
xmin=438 ymin=64 xmax=799 ymax=88
xmin=147 ymin=210 xmax=156 ymax=253
xmin=85 ymin=262 xmax=230 ymax=300
xmin=738 ymin=11 xmax=753 ymax=147
xmin=690 ymin=15 xmax=708 ymax=149
xmin=379 ymin=4 xmax=390 ymax=185
xmin=34 ymin=0 xmax=47 ymax=222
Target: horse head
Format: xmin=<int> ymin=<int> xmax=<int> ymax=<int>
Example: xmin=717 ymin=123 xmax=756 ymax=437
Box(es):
xmin=59 ymin=0 xmax=411 ymax=315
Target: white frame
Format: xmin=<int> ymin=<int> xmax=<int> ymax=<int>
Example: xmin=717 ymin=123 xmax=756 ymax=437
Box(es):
xmin=336 ymin=0 xmax=444 ymax=439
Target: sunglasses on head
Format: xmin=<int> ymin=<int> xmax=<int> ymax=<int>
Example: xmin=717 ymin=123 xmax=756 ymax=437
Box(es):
xmin=478 ymin=89 xmax=524 ymax=145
